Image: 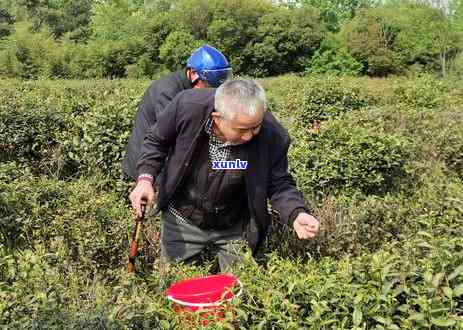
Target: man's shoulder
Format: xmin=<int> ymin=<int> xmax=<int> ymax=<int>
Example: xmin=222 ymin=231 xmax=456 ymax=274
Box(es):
xmin=146 ymin=70 xmax=190 ymax=96
xmin=176 ymin=88 xmax=216 ymax=104
xmin=174 ymin=88 xmax=216 ymax=116
xmin=169 ymin=88 xmax=216 ymax=122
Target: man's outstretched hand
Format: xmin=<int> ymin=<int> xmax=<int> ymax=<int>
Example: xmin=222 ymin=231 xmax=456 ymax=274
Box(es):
xmin=293 ymin=213 xmax=320 ymax=239
xmin=129 ymin=181 xmax=156 ymax=219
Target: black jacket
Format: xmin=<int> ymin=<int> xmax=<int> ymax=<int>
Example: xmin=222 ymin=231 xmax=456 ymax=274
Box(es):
xmin=137 ymin=88 xmax=310 ymax=251
xmin=122 ymin=69 xmax=192 ymax=179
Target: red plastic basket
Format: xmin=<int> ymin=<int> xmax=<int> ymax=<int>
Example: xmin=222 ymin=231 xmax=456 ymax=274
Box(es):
xmin=166 ymin=274 xmax=242 ymax=324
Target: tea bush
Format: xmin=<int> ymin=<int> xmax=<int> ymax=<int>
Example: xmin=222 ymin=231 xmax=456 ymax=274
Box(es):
xmin=263 ymin=75 xmax=375 ymax=125
xmin=63 ymin=97 xmax=138 ymax=179
xmin=391 ymin=75 xmax=452 ymax=109
xmin=0 ymin=79 xmax=147 ymax=179
xmin=291 ymin=120 xmax=408 ymax=196
xmin=266 ymin=163 xmax=463 ymax=260
xmin=1 ymin=76 xmax=461 ymax=181
xmin=0 ymin=173 xmax=131 ymax=274
xmin=1 ymin=225 xmax=461 ymax=328
xmin=1 ymin=76 xmax=463 ymax=328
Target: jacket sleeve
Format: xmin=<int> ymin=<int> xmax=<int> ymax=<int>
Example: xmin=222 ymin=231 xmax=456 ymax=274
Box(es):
xmin=134 ymin=83 xmax=163 ymax=144
xmin=136 ymin=95 xmax=180 ymax=179
xmin=267 ymin=135 xmax=311 ymax=227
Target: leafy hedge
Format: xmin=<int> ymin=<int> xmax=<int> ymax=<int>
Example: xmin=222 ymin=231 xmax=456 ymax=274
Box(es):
xmin=0 ymin=79 xmax=146 ymax=179
xmin=1 ymin=75 xmax=461 ymax=181
xmin=1 ymin=76 xmax=463 ymax=328
xmin=0 ymin=167 xmax=130 ymax=274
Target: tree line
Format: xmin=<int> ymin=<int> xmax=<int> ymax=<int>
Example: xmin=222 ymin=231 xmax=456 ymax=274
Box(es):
xmin=0 ymin=0 xmax=462 ymax=79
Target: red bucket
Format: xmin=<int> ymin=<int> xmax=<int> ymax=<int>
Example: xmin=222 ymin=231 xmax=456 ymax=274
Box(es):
xmin=166 ymin=274 xmax=242 ymax=325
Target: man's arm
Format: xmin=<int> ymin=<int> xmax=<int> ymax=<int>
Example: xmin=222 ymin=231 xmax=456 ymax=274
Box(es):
xmin=267 ymin=136 xmax=320 ymax=239
xmin=137 ymin=80 xmax=179 ymax=130
xmin=138 ymin=86 xmax=158 ymax=134
xmin=130 ymin=96 xmax=180 ymax=217
xmin=267 ymin=136 xmax=308 ymax=224
xmin=136 ymin=95 xmax=180 ymax=178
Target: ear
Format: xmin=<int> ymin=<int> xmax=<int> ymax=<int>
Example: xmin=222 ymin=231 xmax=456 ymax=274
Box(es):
xmin=187 ymin=68 xmax=199 ymax=80
xmin=210 ymin=111 xmax=223 ymax=127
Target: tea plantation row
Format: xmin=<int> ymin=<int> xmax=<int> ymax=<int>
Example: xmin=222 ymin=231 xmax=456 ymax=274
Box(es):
xmin=1 ymin=75 xmax=462 ymax=328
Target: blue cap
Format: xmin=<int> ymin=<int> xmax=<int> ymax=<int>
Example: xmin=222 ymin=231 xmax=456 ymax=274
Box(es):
xmin=187 ymin=44 xmax=232 ymax=87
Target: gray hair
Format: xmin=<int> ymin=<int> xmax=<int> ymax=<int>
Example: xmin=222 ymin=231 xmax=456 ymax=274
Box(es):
xmin=214 ymin=78 xmax=267 ymax=121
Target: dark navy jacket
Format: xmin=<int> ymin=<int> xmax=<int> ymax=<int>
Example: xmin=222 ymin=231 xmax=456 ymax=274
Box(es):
xmin=137 ymin=88 xmax=310 ymax=251
xmin=122 ymin=69 xmax=192 ymax=179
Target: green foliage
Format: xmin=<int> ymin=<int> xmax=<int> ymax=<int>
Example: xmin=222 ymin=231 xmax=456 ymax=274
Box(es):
xmin=342 ymin=3 xmax=461 ymax=77
xmin=158 ymin=30 xmax=203 ymax=72
xmin=206 ymin=0 xmax=273 ymax=74
xmin=48 ymin=0 xmax=92 ymax=41
xmin=0 ymin=79 xmax=147 ymax=179
xmin=0 ymin=95 xmax=70 ymax=175
xmin=143 ymin=12 xmax=177 ymax=73
xmin=1 ymin=174 xmax=130 ymax=268
xmin=0 ymin=22 xmax=83 ymax=79
xmin=301 ymin=0 xmax=367 ymax=32
xmin=170 ymin=0 xmax=213 ymax=40
xmin=0 ymin=7 xmax=14 ymax=38
xmin=16 ymin=0 xmax=91 ymax=40
xmin=269 ymin=76 xmax=372 ymax=123
xmin=1 ymin=76 xmax=463 ymax=328
xmin=8 ymin=23 xmax=58 ymax=78
xmin=391 ymin=74 xmax=451 ymax=108
xmin=307 ymin=35 xmax=362 ymax=76
xmin=383 ymin=3 xmax=460 ymax=77
xmin=90 ymin=0 xmax=145 ymax=42
xmin=452 ymin=56 xmax=463 ymax=86
xmin=64 ymin=93 xmax=139 ymax=179
xmin=1 ymin=0 xmax=463 ymax=78
xmin=455 ymin=0 xmax=463 ymax=33
xmin=94 ymin=40 xmax=147 ymax=78
xmin=341 ymin=8 xmax=397 ymax=76
xmin=0 ymin=39 xmax=20 ymax=77
xmin=300 ymin=122 xmax=407 ymax=195
xmin=245 ymin=6 xmax=327 ymax=76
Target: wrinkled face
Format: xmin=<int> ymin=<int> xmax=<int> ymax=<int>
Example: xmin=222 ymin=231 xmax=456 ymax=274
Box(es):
xmin=212 ymin=105 xmax=264 ymax=145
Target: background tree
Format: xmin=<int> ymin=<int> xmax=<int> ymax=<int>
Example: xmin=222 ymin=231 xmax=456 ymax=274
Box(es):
xmin=158 ymin=30 xmax=204 ymax=71
xmin=50 ymin=0 xmax=92 ymax=41
xmin=206 ymin=0 xmax=273 ymax=73
xmin=2 ymin=0 xmax=463 ymax=79
xmin=90 ymin=0 xmax=146 ymax=42
xmin=245 ymin=6 xmax=327 ymax=76
xmin=143 ymin=12 xmax=178 ymax=77
xmin=307 ymin=34 xmax=362 ymax=76
xmin=171 ymin=0 xmax=213 ymax=40
xmin=381 ymin=2 xmax=460 ymax=76
xmin=299 ymin=0 xmax=382 ymax=32
xmin=17 ymin=0 xmax=47 ymax=30
xmin=448 ymin=0 xmax=463 ymax=75
xmin=341 ymin=8 xmax=397 ymax=76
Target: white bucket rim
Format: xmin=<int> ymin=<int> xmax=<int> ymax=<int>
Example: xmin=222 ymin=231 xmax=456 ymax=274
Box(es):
xmin=167 ymin=279 xmax=243 ymax=308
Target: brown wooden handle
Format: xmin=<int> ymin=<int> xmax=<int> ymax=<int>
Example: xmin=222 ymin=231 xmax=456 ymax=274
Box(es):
xmin=127 ymin=199 xmax=152 ymax=273
xmin=128 ymin=199 xmax=147 ymax=273
xmin=128 ymin=221 xmax=142 ymax=273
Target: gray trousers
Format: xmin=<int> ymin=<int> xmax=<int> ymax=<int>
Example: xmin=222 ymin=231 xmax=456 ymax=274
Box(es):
xmin=160 ymin=211 xmax=246 ymax=271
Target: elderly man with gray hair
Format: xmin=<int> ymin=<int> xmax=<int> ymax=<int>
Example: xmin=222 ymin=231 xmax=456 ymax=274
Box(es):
xmin=130 ymin=78 xmax=320 ymax=271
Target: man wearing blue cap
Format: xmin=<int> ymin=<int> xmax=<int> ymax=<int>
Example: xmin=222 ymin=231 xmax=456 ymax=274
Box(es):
xmin=123 ymin=44 xmax=232 ymax=180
